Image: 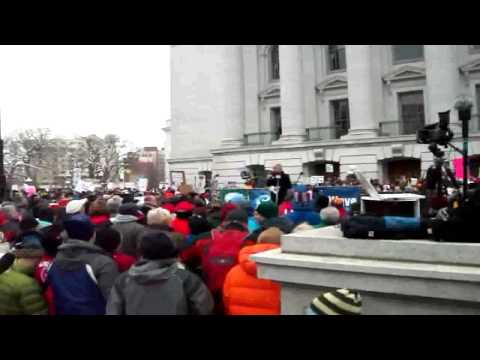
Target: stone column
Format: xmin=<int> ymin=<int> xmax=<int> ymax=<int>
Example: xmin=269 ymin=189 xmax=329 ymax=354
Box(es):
xmin=275 ymin=45 xmax=306 ymax=143
xmin=242 ymin=45 xmax=261 ymax=144
xmin=221 ymin=45 xmax=245 ymax=147
xmin=425 ymin=45 xmax=461 ymax=126
xmin=344 ymin=45 xmax=379 ymax=138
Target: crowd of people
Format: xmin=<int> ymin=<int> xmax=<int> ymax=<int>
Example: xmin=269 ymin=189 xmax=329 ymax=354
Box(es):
xmin=0 ymin=177 xmax=357 ymax=315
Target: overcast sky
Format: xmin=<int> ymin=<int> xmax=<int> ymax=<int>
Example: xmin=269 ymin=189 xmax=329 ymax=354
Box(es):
xmin=0 ymin=45 xmax=170 ymax=151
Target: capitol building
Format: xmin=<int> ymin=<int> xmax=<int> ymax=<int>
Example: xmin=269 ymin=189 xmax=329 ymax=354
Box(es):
xmin=165 ymin=45 xmax=480 ymax=188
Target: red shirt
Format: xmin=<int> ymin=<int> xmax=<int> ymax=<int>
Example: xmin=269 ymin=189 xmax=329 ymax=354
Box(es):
xmin=113 ymin=252 xmax=136 ymax=273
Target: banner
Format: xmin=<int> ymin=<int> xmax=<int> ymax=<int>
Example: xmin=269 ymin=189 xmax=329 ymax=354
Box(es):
xmin=219 ymin=188 xmax=271 ymax=210
xmin=453 ymin=157 xmax=468 ymax=180
xmin=315 ymin=186 xmax=362 ymax=211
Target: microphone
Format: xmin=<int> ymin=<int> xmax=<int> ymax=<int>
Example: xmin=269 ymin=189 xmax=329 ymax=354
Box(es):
xmin=0 ymin=253 xmax=15 ymax=275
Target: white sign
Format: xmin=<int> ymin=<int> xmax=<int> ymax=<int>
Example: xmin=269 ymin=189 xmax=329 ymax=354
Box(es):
xmin=326 ymin=164 xmax=334 ymax=173
xmin=310 ymin=176 xmax=324 ymax=185
xmin=137 ymin=178 xmax=148 ymax=192
xmin=410 ymin=178 xmax=418 ymax=186
xmin=171 ymin=172 xmax=184 ymax=186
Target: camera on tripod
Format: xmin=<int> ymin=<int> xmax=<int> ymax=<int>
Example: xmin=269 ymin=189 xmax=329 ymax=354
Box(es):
xmin=417 ymin=111 xmax=454 ymax=147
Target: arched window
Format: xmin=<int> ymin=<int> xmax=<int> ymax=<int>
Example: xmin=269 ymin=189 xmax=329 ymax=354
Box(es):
xmin=270 ymin=45 xmax=280 ymax=81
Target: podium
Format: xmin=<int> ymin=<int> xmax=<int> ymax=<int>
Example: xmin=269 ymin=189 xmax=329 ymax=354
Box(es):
xmin=360 ymin=193 xmax=425 ymax=218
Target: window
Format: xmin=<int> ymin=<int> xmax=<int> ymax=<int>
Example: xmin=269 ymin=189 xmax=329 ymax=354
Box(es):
xmin=331 ymin=99 xmax=350 ymax=138
xmin=392 ymin=45 xmax=424 ymax=63
xmin=398 ymin=91 xmax=425 ymax=135
xmin=271 ymin=107 xmax=282 ymax=140
xmin=270 ymin=45 xmax=280 ymax=81
xmin=328 ymin=45 xmax=346 ymax=72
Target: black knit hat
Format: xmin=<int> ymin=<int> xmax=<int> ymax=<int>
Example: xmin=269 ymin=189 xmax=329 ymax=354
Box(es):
xmin=119 ymin=203 xmax=140 ymax=216
xmin=308 ymin=289 xmax=362 ymax=315
xmin=140 ymin=230 xmax=179 ymax=260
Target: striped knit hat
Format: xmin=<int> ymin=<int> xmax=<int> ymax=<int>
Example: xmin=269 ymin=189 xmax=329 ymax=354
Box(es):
xmin=307 ymin=289 xmax=362 ymax=315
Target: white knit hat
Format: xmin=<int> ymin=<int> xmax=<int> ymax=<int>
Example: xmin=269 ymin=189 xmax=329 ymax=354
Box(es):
xmin=66 ymin=199 xmax=88 ymax=215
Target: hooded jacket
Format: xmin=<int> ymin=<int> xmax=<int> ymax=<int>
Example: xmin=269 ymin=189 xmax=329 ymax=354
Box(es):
xmin=112 ymin=215 xmax=146 ymax=258
xmin=0 ymin=261 xmax=48 ymax=315
xmin=223 ymin=243 xmax=280 ymax=315
xmin=54 ymin=239 xmax=119 ymax=300
xmin=106 ymin=258 xmax=214 ymax=315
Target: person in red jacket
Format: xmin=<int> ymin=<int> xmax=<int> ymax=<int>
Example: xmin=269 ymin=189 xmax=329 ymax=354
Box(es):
xmin=95 ymin=227 xmax=136 ymax=273
xmin=223 ymin=227 xmax=283 ymax=315
xmin=88 ymin=199 xmax=112 ymax=229
xmin=34 ymin=224 xmax=63 ymax=315
xmin=171 ymin=200 xmax=194 ymax=237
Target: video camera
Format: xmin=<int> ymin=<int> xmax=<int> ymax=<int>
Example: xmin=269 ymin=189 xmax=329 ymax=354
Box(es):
xmin=417 ymin=111 xmax=454 ymax=147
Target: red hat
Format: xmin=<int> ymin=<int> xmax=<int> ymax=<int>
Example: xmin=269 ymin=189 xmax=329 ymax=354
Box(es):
xmin=220 ymin=203 xmax=238 ymax=223
xmin=161 ymin=203 xmax=175 ymax=213
xmin=175 ymin=201 xmax=194 ymax=213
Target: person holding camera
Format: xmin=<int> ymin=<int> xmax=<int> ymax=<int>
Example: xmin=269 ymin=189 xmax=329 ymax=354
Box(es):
xmin=266 ymin=164 xmax=292 ymax=205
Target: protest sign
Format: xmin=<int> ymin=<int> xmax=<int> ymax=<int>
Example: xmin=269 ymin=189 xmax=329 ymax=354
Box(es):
xmin=316 ymin=186 xmax=362 ymax=211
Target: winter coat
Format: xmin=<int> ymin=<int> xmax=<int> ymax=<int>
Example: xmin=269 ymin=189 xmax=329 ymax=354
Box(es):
xmin=106 ymin=258 xmax=214 ymax=315
xmin=286 ymin=211 xmax=322 ymax=226
xmin=54 ymin=239 xmax=119 ymax=300
xmin=223 ymin=243 xmax=281 ymax=315
xmin=0 ymin=262 xmax=48 ymax=315
xmin=34 ymin=254 xmax=55 ymax=315
xmin=266 ymin=172 xmax=292 ymax=205
xmin=112 ymin=215 xmax=146 ymax=258
xmin=112 ymin=252 xmax=136 ymax=273
xmin=171 ymin=217 xmax=191 ymax=237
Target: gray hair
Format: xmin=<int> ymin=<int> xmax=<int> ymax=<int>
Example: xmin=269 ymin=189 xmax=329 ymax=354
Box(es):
xmin=320 ymin=206 xmax=341 ymax=225
xmin=106 ymin=196 xmax=123 ymax=215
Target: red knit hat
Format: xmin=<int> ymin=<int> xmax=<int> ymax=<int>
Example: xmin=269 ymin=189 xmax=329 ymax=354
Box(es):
xmin=175 ymin=201 xmax=194 ymax=213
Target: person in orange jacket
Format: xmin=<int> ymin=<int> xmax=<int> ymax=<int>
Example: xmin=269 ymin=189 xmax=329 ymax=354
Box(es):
xmin=223 ymin=227 xmax=283 ymax=315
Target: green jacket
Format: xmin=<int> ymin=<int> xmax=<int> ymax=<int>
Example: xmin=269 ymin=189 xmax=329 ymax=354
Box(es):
xmin=0 ymin=263 xmax=48 ymax=315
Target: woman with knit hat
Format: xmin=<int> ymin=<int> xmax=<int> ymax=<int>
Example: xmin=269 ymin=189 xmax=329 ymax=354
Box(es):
xmin=223 ymin=227 xmax=283 ymax=315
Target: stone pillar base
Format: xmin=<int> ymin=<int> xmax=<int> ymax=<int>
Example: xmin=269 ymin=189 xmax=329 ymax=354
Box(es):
xmin=221 ymin=138 xmax=244 ymax=147
xmin=342 ymin=129 xmax=378 ymax=140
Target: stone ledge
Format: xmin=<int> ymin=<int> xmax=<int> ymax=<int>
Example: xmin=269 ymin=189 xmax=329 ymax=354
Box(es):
xmin=281 ymin=226 xmax=480 ymax=267
xmin=252 ymin=249 xmax=480 ymax=303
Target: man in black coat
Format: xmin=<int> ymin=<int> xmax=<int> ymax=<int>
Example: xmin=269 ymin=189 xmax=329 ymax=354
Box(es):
xmin=266 ymin=164 xmax=292 ymax=205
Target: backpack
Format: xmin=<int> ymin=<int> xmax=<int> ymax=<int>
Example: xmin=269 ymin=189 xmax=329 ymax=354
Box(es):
xmin=46 ymin=260 xmax=106 ymax=315
xmin=292 ymin=184 xmax=315 ymax=211
xmin=201 ymin=229 xmax=248 ymax=294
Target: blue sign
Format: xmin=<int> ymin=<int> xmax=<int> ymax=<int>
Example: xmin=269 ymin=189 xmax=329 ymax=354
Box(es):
xmin=316 ymin=186 xmax=362 ymax=212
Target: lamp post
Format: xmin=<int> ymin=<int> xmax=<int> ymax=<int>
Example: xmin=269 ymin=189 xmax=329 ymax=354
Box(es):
xmin=454 ymin=95 xmax=474 ymax=198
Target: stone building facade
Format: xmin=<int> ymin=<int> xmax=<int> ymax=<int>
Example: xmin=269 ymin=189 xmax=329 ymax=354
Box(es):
xmin=168 ymin=45 xmax=480 ymax=187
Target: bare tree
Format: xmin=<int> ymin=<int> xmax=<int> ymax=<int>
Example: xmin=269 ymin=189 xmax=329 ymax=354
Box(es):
xmin=4 ymin=129 xmax=53 ymax=185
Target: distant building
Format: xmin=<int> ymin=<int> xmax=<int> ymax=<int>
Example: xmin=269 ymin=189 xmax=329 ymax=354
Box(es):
xmin=169 ymin=45 xmax=480 ymax=187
